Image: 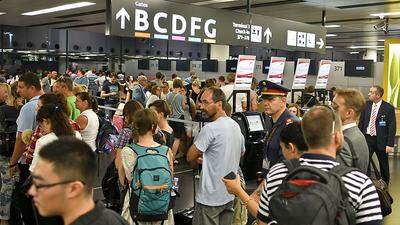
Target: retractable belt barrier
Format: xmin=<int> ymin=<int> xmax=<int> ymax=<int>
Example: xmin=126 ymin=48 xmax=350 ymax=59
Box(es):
xmin=98 ymin=105 xmax=200 ymax=126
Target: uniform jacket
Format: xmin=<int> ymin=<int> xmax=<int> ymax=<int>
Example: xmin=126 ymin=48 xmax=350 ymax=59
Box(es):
xmin=358 ymin=100 xmax=396 ymax=151
xmin=265 ymin=109 xmax=299 ymax=167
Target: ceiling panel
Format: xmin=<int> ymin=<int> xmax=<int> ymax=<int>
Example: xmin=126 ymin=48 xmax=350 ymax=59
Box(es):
xmin=0 ymin=0 xmax=399 ymax=50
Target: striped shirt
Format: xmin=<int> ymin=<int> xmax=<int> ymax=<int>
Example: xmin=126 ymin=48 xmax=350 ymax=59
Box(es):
xmin=258 ymin=153 xmax=382 ymax=225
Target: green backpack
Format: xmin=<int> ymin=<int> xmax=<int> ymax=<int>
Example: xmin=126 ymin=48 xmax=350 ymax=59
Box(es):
xmin=129 ymin=144 xmax=172 ymax=222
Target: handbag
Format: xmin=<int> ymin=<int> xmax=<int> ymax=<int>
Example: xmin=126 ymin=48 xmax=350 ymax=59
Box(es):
xmin=370 ymin=160 xmax=393 ymax=216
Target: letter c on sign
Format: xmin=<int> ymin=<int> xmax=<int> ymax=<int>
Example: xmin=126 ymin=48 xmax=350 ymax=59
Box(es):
xmin=154 ymin=12 xmax=168 ymax=33
xmin=205 ymin=19 xmax=216 ymax=38
xmin=135 ymin=9 xmax=149 ymax=31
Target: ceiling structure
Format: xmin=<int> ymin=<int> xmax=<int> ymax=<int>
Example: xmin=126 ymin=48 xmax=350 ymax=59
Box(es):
xmin=0 ymin=0 xmax=399 ymax=53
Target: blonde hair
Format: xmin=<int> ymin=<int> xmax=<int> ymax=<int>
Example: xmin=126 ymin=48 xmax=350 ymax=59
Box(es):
xmin=73 ymin=85 xmax=87 ymax=95
xmin=0 ymin=83 xmax=15 ymax=107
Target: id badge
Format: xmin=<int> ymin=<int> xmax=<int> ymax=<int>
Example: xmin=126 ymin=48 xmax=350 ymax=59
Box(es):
xmin=379 ymin=120 xmax=386 ymax=127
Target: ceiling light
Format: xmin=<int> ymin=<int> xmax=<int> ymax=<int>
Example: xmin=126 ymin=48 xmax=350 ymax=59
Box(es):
xmin=371 ymin=12 xmax=400 ymax=18
xmin=349 ymin=52 xmax=359 ymax=54
xmin=326 ymin=46 xmax=333 ymax=49
xmin=326 ymin=34 xmax=337 ymax=37
xmin=349 ymin=45 xmax=384 ymax=49
xmin=193 ymin=0 xmax=236 ymax=5
xmin=378 ymin=39 xmax=385 ymax=42
xmin=21 ymin=2 xmax=96 ymax=16
xmin=0 ymin=12 xmax=6 ymax=16
xmin=324 ymin=24 xmax=341 ymax=28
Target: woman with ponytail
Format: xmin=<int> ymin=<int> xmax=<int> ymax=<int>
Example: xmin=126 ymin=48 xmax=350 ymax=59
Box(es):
xmin=75 ymin=92 xmax=99 ymax=151
xmin=30 ymin=104 xmax=82 ymax=172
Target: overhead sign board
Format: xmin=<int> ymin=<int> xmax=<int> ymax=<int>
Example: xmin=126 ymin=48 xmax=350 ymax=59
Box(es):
xmin=106 ymin=0 xmax=326 ymax=53
xmin=234 ymin=55 xmax=256 ymax=90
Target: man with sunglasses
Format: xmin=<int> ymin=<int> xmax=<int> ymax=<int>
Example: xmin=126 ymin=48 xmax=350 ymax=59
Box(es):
xmin=187 ymin=87 xmax=245 ymax=225
xmin=28 ymin=137 xmax=128 ymax=225
xmin=258 ymin=80 xmax=298 ymax=172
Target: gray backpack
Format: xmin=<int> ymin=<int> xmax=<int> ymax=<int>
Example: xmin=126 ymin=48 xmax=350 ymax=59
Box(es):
xmin=269 ymin=159 xmax=357 ymax=225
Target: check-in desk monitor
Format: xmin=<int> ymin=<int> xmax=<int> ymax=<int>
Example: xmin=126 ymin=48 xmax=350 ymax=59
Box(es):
xmin=246 ymin=115 xmax=264 ymax=132
xmin=232 ymin=111 xmax=267 ymax=181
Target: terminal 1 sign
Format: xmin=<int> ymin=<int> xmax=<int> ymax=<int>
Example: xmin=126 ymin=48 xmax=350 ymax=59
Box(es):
xmin=106 ymin=0 xmax=327 ymax=53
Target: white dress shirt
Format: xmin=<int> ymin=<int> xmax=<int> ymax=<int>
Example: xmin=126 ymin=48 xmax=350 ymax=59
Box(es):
xmin=366 ymin=100 xmax=382 ymax=135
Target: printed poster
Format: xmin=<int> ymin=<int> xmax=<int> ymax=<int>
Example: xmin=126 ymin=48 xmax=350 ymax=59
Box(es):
xmin=315 ymin=60 xmax=332 ymax=89
xmin=267 ymin=57 xmax=286 ymax=84
xmin=292 ymin=58 xmax=310 ymax=90
xmin=234 ymin=55 xmax=256 ymax=90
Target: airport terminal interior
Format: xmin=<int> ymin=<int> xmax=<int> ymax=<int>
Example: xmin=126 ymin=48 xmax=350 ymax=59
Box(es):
xmin=1 ymin=0 xmax=400 ymax=225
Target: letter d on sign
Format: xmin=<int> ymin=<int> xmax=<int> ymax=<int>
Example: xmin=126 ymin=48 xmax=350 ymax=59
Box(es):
xmin=172 ymin=14 xmax=186 ymax=35
xmin=135 ymin=9 xmax=149 ymax=31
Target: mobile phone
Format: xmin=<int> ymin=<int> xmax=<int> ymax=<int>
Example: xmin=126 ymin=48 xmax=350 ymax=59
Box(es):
xmin=224 ymin=171 xmax=236 ymax=180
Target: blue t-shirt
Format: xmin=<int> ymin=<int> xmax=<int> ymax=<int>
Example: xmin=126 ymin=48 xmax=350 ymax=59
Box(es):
xmin=74 ymin=76 xmax=89 ymax=87
xmin=194 ymin=116 xmax=245 ymax=206
xmin=102 ymin=81 xmax=120 ymax=105
xmin=17 ymin=96 xmax=40 ymax=133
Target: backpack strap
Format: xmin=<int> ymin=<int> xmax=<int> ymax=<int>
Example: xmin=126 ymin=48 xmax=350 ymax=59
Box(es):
xmin=342 ymin=136 xmax=360 ymax=169
xmin=329 ymin=164 xmax=358 ymax=198
xmin=129 ymin=143 xmax=146 ymax=156
xmin=329 ymin=164 xmax=358 ymax=225
xmin=283 ymin=158 xmax=301 ymax=174
xmin=330 ymin=163 xmax=359 ymax=178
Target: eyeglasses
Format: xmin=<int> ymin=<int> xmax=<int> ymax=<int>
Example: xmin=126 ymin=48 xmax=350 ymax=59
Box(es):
xmin=32 ymin=180 xmax=85 ymax=190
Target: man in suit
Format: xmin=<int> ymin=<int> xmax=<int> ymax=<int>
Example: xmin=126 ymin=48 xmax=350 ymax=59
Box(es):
xmin=332 ymin=89 xmax=369 ymax=174
xmin=358 ymin=85 xmax=396 ymax=184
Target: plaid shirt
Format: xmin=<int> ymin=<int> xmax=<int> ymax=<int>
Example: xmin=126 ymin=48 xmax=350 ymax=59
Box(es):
xmin=23 ymin=120 xmax=80 ymax=164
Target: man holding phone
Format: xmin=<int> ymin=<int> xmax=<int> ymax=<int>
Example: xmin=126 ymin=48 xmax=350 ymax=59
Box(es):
xmin=187 ymin=87 xmax=245 ymax=225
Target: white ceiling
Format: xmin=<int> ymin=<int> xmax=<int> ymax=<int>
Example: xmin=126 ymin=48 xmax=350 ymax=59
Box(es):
xmin=0 ymin=0 xmax=399 ymax=50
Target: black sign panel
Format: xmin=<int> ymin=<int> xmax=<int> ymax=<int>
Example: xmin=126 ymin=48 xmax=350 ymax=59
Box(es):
xmin=106 ymin=0 xmax=326 ymax=53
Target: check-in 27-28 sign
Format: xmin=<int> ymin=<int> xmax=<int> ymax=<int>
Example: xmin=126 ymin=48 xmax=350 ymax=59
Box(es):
xmin=106 ymin=0 xmax=327 ymax=53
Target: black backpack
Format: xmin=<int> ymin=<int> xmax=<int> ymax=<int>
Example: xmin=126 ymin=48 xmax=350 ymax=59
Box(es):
xmin=0 ymin=105 xmax=18 ymax=157
xmin=269 ymin=158 xmax=357 ymax=225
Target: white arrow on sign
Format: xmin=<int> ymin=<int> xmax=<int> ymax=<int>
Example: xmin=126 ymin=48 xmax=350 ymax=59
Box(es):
xmin=116 ymin=8 xmax=130 ymax=30
xmin=264 ymin=28 xmax=272 ymax=43
xmin=316 ymin=38 xmax=324 ymax=49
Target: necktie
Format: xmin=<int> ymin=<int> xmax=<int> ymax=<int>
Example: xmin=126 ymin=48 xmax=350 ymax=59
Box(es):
xmin=370 ymin=104 xmax=378 ymax=136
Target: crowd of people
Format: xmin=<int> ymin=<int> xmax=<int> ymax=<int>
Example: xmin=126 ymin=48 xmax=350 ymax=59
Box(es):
xmin=0 ymin=67 xmax=393 ymax=225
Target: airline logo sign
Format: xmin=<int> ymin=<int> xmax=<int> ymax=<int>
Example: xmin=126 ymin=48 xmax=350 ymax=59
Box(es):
xmin=107 ymin=0 xmax=326 ymax=53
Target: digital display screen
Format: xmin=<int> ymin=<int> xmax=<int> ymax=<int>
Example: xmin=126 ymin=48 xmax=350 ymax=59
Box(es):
xmin=345 ymin=60 xmax=373 ymax=77
xmin=202 ymin=60 xmax=218 ymax=72
xmin=246 ymin=115 xmax=264 ymax=132
xmin=138 ymin=59 xmax=150 ymax=70
xmin=226 ymin=60 xmax=238 ymax=72
xmin=308 ymin=60 xmax=319 ymax=75
xmin=158 ymin=59 xmax=171 ymax=70
xmin=176 ymin=60 xmax=190 ymax=71
xmin=262 ymin=59 xmax=270 ymax=74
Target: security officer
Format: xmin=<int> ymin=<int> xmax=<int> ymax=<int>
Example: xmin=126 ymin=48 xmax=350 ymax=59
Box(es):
xmin=258 ymin=80 xmax=299 ymax=171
